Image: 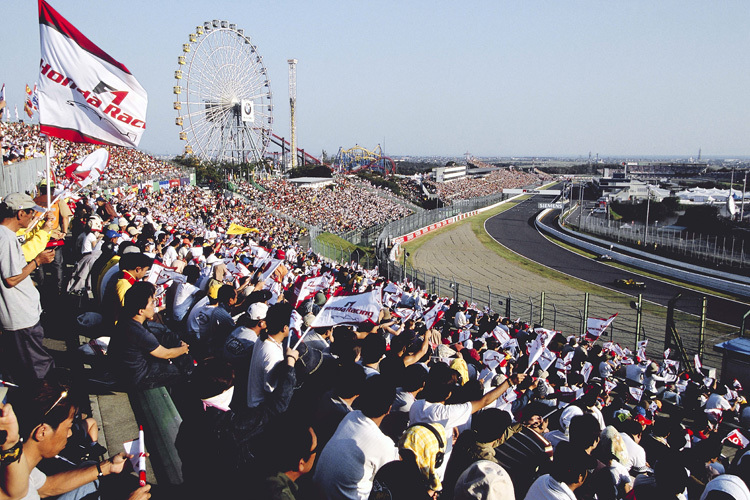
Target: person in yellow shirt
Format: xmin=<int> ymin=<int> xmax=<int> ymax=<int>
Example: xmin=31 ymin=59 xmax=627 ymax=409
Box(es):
xmin=33 ymin=180 xmax=71 ymax=294
xmin=101 ymin=252 xmax=153 ymax=327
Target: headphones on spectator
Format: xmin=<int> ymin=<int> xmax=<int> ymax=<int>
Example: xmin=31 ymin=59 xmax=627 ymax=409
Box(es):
xmin=412 ymin=423 xmax=445 ymax=468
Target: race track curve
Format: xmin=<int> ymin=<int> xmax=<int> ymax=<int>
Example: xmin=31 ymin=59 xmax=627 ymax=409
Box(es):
xmin=484 ymin=193 xmax=749 ymax=326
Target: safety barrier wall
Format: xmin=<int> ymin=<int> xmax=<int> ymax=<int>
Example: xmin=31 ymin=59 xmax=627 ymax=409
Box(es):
xmin=0 ymin=157 xmax=46 ymax=196
xmin=560 ymin=208 xmax=750 ymax=286
xmin=538 ymin=209 xmax=750 ymax=298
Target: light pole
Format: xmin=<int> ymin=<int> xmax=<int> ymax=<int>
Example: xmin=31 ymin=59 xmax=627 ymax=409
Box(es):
xmin=644 ymin=185 xmax=652 ymax=246
xmin=742 ymin=171 xmax=747 ymax=222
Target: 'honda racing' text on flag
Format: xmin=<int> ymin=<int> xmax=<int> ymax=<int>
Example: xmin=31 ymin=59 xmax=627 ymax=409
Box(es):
xmin=38 ymin=0 xmax=147 ymax=147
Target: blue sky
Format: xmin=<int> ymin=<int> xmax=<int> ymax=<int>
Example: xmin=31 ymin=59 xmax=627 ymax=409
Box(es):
xmin=4 ymin=1 xmax=750 ymax=158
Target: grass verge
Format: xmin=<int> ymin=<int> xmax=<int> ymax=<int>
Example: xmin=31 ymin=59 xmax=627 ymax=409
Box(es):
xmin=315 ymin=232 xmax=375 ymax=259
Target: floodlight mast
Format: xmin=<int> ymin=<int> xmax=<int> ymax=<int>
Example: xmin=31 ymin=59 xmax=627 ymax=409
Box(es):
xmin=288 ymin=59 xmax=298 ymax=169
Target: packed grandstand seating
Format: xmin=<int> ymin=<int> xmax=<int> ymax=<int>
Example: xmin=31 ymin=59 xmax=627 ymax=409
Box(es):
xmin=2 ymin=121 xmax=187 ymax=184
xmin=237 ymin=176 xmax=414 ymax=233
xmin=424 ymin=169 xmax=548 ymax=203
xmin=2 ymin=122 xmax=747 ymax=500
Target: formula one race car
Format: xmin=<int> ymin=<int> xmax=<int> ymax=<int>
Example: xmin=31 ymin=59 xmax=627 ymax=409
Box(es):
xmin=595 ymin=254 xmax=613 ymax=262
xmin=614 ymin=278 xmax=646 ymax=289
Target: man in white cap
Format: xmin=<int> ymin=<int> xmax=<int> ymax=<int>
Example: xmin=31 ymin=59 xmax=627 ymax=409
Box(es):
xmin=0 ymin=193 xmax=56 ymax=384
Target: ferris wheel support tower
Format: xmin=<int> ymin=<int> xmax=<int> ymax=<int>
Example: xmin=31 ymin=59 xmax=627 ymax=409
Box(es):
xmin=288 ymin=59 xmax=298 ymax=169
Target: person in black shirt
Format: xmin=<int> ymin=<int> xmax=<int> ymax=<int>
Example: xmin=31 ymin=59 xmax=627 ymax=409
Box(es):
xmin=108 ymin=281 xmax=189 ymax=389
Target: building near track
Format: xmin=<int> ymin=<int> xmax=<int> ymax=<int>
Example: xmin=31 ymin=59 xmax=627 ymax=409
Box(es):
xmin=433 ymin=165 xmax=466 ymax=183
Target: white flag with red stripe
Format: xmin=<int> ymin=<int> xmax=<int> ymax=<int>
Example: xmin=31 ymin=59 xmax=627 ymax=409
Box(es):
xmin=585 ymin=313 xmax=618 ymax=341
xmin=38 ymin=0 xmax=147 ymax=147
xmin=527 ymin=328 xmax=556 ymax=370
xmin=724 ymin=429 xmax=750 ymax=448
xmin=421 ymin=301 xmax=445 ymax=330
xmin=310 ymin=289 xmax=382 ymax=328
xmin=294 ymin=275 xmax=333 ymax=308
xmin=629 ymin=386 xmax=644 ymax=402
xmin=63 ymin=148 xmax=109 ymax=191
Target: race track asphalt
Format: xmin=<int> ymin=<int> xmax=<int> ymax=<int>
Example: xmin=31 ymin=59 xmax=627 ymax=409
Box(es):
xmin=484 ymin=193 xmax=749 ymax=327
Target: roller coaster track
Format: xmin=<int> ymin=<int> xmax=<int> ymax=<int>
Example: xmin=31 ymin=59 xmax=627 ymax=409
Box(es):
xmin=334 ymin=145 xmax=397 ymax=175
xmin=269 ymin=133 xmax=322 ymax=165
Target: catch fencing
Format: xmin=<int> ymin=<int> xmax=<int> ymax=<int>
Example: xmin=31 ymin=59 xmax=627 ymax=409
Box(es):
xmin=382 ymin=259 xmax=734 ymax=375
xmin=572 ymin=210 xmax=750 ymax=269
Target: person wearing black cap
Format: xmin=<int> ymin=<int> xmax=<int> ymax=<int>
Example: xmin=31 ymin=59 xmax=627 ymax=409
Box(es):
xmin=94 ymin=196 xmax=116 ymax=223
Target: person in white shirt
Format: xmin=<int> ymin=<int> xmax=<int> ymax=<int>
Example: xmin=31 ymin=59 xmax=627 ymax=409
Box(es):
xmin=313 ymin=376 xmax=399 ymax=500
xmin=409 ymin=364 xmax=525 ymax=480
xmin=524 ymin=442 xmax=596 ymax=500
xmin=454 ymin=305 xmax=469 ymax=329
xmin=247 ymin=303 xmax=294 ymax=408
xmin=162 ymin=238 xmax=180 ymax=268
xmin=619 ymin=419 xmax=649 ymax=474
xmin=169 ymin=265 xmax=202 ymax=322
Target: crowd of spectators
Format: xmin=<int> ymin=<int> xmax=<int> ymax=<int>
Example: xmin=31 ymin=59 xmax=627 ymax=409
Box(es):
xmin=423 ymin=169 xmax=546 ymax=203
xmin=1 ymin=122 xmax=44 ymax=163
xmin=1 ymin=169 xmax=750 ymax=500
xmin=237 ymin=176 xmax=413 ymax=233
xmin=1 ymin=121 xmax=186 ymax=184
xmin=1 ymin=127 xmax=749 ymax=499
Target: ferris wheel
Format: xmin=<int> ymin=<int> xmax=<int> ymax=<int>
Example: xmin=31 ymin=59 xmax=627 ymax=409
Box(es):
xmin=174 ymin=20 xmax=273 ymax=163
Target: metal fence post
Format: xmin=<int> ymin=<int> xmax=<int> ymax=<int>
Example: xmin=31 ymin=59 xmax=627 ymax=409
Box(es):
xmin=469 ymin=281 xmax=474 ymax=304
xmin=553 ymin=304 xmax=557 ymax=331
xmin=506 ymin=294 xmax=511 ymax=318
xmin=528 ymin=296 xmax=534 ymax=325
xmin=635 ymin=293 xmax=643 ymax=346
xmin=540 ymin=291 xmax=545 ymax=327
xmin=579 ymin=309 xmax=584 ymax=337
xmin=487 ymin=286 xmax=492 ymax=311
xmin=699 ymin=296 xmax=707 ymax=357
xmin=582 ymin=293 xmax=589 ymax=337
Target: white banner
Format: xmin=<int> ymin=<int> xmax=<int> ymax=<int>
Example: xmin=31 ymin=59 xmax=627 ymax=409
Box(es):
xmin=527 ymin=328 xmax=556 ymax=370
xmin=62 ymin=148 xmax=109 ymax=191
xmin=310 ymin=290 xmax=383 ymax=328
xmin=537 ymin=348 xmax=557 ymax=372
xmin=628 ymin=387 xmax=643 ymax=402
xmin=38 ymin=0 xmax=147 ymax=147
xmin=295 ymin=275 xmax=332 ymax=308
xmin=581 ymin=362 xmax=593 ymax=383
xmin=491 ymin=325 xmax=510 ymax=345
xmin=421 ymin=301 xmax=445 ymax=330
xmin=585 ymin=313 xmax=618 ymax=340
xmin=724 ymin=429 xmax=750 ymax=448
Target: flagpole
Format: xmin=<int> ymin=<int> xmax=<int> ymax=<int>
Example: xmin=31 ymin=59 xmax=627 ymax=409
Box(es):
xmin=45 ymin=136 xmax=51 ymax=210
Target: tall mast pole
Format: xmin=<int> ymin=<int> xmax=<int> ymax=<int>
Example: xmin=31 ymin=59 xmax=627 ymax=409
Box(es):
xmin=288 ymin=59 xmax=298 ymax=170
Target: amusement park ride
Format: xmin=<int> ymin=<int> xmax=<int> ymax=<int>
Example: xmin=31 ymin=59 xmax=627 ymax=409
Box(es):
xmin=173 ymin=20 xmax=392 ymax=176
xmin=333 ymin=145 xmax=397 ymax=176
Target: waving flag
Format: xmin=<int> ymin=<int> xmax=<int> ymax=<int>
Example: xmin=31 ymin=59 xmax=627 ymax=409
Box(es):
xmin=63 ymin=148 xmax=109 ymax=190
xmin=38 ymin=0 xmax=147 ymax=147
xmin=724 ymin=429 xmax=750 ymax=448
xmin=226 ymin=223 xmax=260 ymax=235
xmin=421 ymin=301 xmax=445 ymax=330
xmin=295 ymin=275 xmax=333 ymax=308
xmin=526 ymin=328 xmax=556 ymax=372
xmin=310 ymin=289 xmax=383 ymax=328
xmin=537 ymin=348 xmax=557 ymax=372
xmin=585 ymin=313 xmax=618 ymax=341
xmin=628 ymin=387 xmax=643 ymax=402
